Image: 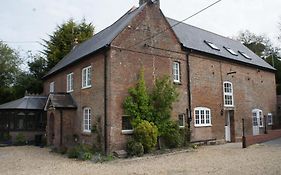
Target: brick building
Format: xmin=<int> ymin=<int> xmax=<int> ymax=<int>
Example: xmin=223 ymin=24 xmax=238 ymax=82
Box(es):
xmin=43 ymin=0 xmax=276 ymax=153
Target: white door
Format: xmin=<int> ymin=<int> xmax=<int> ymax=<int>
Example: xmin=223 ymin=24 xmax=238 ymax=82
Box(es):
xmin=252 ymin=111 xmax=259 ymax=135
xmin=225 ymin=111 xmax=231 ymax=142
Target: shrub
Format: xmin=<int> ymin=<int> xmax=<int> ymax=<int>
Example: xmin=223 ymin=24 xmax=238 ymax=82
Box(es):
xmin=15 ymin=133 xmax=26 ymax=145
xmin=133 ymin=120 xmax=158 ymax=153
xmin=67 ymin=147 xmax=80 ymax=158
xmin=127 ymin=139 xmax=144 ymax=157
xmin=67 ymin=144 xmax=93 ymax=160
xmin=161 ymin=121 xmax=183 ymax=148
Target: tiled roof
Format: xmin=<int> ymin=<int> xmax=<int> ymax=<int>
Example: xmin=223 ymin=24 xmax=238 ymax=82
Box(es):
xmin=167 ymin=18 xmax=274 ymax=71
xmin=44 ymin=2 xmax=274 ymax=78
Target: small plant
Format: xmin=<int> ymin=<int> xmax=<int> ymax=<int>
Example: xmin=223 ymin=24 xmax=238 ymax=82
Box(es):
xmin=127 ymin=139 xmax=144 ymax=157
xmin=67 ymin=144 xmax=93 ymax=161
xmin=133 ymin=120 xmax=158 ymax=153
xmin=15 ymin=133 xmax=26 ymax=146
xmin=79 ymin=152 xmax=93 ymax=161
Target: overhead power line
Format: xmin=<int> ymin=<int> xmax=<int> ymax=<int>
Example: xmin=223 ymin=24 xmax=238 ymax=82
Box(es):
xmin=2 ymin=40 xmax=40 ymax=44
xmin=127 ymin=0 xmax=222 ymax=49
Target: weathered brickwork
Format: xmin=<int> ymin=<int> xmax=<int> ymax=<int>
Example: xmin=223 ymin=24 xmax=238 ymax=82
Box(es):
xmin=43 ymin=2 xmax=277 ymax=153
xmin=189 ymin=53 xmax=276 ymax=142
xmin=44 ymin=52 xmax=106 ymax=149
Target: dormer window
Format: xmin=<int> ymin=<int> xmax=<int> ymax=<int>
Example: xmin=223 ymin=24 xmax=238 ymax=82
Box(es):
xmin=204 ymin=40 xmax=220 ymax=51
xmin=238 ymin=51 xmax=251 ymax=60
xmin=224 ymin=46 xmax=238 ymax=56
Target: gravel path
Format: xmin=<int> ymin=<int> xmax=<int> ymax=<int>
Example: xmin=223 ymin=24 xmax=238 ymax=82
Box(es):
xmin=0 ymin=141 xmax=281 ymax=175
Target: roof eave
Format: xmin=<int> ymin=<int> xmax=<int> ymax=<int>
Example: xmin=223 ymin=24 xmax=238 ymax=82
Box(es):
xmin=184 ymin=48 xmax=276 ymax=73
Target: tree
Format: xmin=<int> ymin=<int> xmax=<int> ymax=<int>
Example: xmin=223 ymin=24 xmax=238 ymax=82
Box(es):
xmin=0 ymin=41 xmax=21 ymax=87
xmin=42 ymin=18 xmax=94 ymax=70
xmin=13 ymin=54 xmax=48 ymax=97
xmin=123 ymin=68 xmax=153 ymax=124
xmin=0 ymin=41 xmax=21 ymax=104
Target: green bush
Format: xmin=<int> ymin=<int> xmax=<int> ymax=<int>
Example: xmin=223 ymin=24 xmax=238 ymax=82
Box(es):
xmin=15 ymin=133 xmax=26 ymax=145
xmin=161 ymin=121 xmax=183 ymax=148
xmin=67 ymin=144 xmax=93 ymax=160
xmin=127 ymin=139 xmax=144 ymax=157
xmin=79 ymin=152 xmax=93 ymax=161
xmin=133 ymin=120 xmax=158 ymax=153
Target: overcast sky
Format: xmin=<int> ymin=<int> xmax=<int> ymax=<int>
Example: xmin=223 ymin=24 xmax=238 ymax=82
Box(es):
xmin=1 ymin=0 xmax=281 ymax=62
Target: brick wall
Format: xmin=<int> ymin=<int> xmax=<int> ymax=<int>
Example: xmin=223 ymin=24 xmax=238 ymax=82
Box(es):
xmin=189 ymin=53 xmax=276 ymax=142
xmin=245 ymin=129 xmax=281 ymax=147
xmin=108 ymin=3 xmax=188 ymax=151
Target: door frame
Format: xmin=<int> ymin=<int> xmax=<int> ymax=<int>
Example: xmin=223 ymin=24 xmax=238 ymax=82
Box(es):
xmin=225 ymin=110 xmax=235 ymax=142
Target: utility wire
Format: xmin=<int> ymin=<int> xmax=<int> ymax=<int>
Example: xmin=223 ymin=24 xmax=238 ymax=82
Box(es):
xmin=2 ymin=40 xmax=40 ymax=44
xmin=127 ymin=0 xmax=222 ymax=49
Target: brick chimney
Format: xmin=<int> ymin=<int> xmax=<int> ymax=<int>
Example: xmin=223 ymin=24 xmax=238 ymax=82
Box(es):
xmin=139 ymin=0 xmax=160 ymax=8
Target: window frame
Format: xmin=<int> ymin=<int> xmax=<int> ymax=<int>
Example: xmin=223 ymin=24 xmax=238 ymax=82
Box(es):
xmin=223 ymin=81 xmax=234 ymax=107
xmin=194 ymin=107 xmax=212 ymax=127
xmin=83 ymin=107 xmax=91 ymax=133
xmin=178 ymin=114 xmax=185 ymax=128
xmin=267 ymin=113 xmax=273 ymax=125
xmin=252 ymin=109 xmax=263 ymax=128
xmin=204 ymin=40 xmax=220 ymax=51
xmin=82 ymin=66 xmax=92 ymax=89
xmin=121 ymin=115 xmax=133 ymax=134
xmin=172 ymin=61 xmax=181 ymax=83
xmin=49 ymin=82 xmax=55 ymax=93
xmin=66 ymin=72 xmax=74 ymax=92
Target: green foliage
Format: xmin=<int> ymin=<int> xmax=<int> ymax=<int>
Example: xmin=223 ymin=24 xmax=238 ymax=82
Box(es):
xmin=0 ymin=41 xmax=21 ymax=87
xmin=133 ymin=120 xmax=158 ymax=153
xmin=127 ymin=139 xmax=144 ymax=157
xmin=123 ymin=68 xmax=153 ymax=123
xmin=67 ymin=144 xmax=93 ymax=160
xmin=160 ymin=121 xmax=183 ymax=148
xmin=42 ymin=18 xmax=94 ymax=70
xmin=15 ymin=133 xmax=26 ymax=145
xmin=150 ymin=76 xmax=179 ymax=136
xmin=0 ymin=41 xmax=22 ymax=104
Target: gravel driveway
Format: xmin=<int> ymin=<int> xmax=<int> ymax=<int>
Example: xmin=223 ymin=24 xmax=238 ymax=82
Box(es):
xmin=0 ymin=140 xmax=281 ymax=175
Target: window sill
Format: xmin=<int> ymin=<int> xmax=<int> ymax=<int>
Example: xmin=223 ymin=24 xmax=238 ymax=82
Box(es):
xmin=194 ymin=124 xmax=212 ymax=128
xmin=179 ymin=126 xmax=185 ymax=129
xmin=122 ymin=130 xmax=133 ymax=135
xmin=67 ymin=90 xmax=73 ymax=93
xmin=268 ymin=123 xmax=273 ymax=126
xmin=82 ymin=86 xmax=91 ymax=90
xmin=82 ymin=131 xmax=92 ymax=136
xmin=173 ymin=81 xmax=182 ymax=85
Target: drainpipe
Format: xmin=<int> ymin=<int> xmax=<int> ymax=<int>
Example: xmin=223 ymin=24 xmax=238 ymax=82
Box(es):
xmin=186 ymin=49 xmax=192 ymax=134
xmin=104 ymin=46 xmax=109 ymax=155
xmin=60 ymin=110 xmax=63 ymax=146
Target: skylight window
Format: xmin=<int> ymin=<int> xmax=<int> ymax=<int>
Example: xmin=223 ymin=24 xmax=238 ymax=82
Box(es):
xmin=204 ymin=40 xmax=220 ymax=51
xmin=238 ymin=51 xmax=251 ymax=60
xmin=224 ymin=46 xmax=238 ymax=56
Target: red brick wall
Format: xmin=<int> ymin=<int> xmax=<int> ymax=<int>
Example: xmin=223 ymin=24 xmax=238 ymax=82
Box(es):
xmin=44 ymin=52 xmax=106 ymax=149
xmin=245 ymin=129 xmax=281 ymax=147
xmin=189 ymin=53 xmax=276 ymax=142
xmin=108 ymin=4 xmax=188 ymax=151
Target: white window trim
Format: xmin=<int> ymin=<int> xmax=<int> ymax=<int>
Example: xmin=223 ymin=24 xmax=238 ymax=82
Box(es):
xmin=121 ymin=115 xmax=133 ymax=135
xmin=223 ymin=81 xmax=234 ymax=107
xmin=194 ymin=107 xmax=212 ymax=127
xmin=49 ymin=82 xmax=55 ymax=93
xmin=179 ymin=114 xmax=185 ymax=128
xmin=82 ymin=66 xmax=92 ymax=89
xmin=173 ymin=61 xmax=181 ymax=83
xmin=268 ymin=113 xmax=273 ymax=125
xmin=83 ymin=107 xmax=91 ymax=133
xmin=67 ymin=72 xmax=74 ymax=92
xmin=252 ymin=109 xmax=263 ymax=128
